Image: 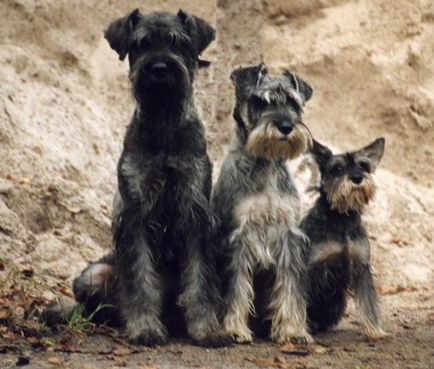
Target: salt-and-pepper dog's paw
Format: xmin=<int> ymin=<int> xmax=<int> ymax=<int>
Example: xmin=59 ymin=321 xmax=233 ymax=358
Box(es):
xmin=128 ymin=327 xmax=168 ymax=347
xmin=363 ymin=326 xmax=389 ymax=340
xmin=192 ymin=331 xmax=233 ymax=347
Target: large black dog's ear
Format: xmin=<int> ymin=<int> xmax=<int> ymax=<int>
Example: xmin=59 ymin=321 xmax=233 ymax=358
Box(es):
xmin=230 ymin=63 xmax=268 ymax=99
xmin=177 ymin=10 xmax=215 ymax=55
xmin=310 ymin=139 xmax=332 ymax=170
xmin=283 ymin=71 xmax=313 ymax=103
xmin=104 ymin=9 xmax=141 ymax=61
xmin=355 ymin=137 xmax=385 ymax=171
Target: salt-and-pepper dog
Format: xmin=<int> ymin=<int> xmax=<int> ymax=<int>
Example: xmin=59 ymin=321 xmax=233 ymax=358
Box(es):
xmin=72 ymin=9 xmax=230 ymax=347
xmin=212 ymin=64 xmax=314 ymax=344
xmin=301 ymin=138 xmax=387 ymax=339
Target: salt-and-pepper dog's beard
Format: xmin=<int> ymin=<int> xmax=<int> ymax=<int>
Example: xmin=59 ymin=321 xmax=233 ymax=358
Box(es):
xmin=324 ymin=175 xmax=376 ymax=213
xmin=246 ymin=121 xmax=312 ymax=161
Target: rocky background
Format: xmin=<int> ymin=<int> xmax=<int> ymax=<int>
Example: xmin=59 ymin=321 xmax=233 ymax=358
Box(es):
xmin=0 ymin=0 xmax=433 ymax=368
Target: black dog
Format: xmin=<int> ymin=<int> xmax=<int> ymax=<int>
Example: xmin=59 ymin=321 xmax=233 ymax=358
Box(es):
xmin=72 ymin=9 xmax=229 ymax=347
xmin=301 ymin=138 xmax=387 ymax=339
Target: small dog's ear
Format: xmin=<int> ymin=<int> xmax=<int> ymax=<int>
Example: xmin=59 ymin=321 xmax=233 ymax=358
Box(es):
xmin=356 ymin=137 xmax=385 ymax=171
xmin=283 ymin=71 xmax=313 ymax=103
xmin=230 ymin=63 xmax=268 ymax=98
xmin=177 ymin=10 xmax=215 ymax=55
xmin=310 ymin=139 xmax=332 ymax=169
xmin=104 ymin=9 xmax=140 ymax=61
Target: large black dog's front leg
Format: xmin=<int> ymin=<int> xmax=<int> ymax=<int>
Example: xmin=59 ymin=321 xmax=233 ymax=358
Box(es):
xmin=177 ymin=194 xmax=230 ymax=347
xmin=115 ymin=155 xmax=168 ymax=346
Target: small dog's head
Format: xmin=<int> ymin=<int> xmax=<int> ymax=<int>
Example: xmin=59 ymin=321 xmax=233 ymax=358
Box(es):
xmin=230 ymin=64 xmax=313 ymax=161
xmin=311 ymin=138 xmax=385 ymax=213
xmin=104 ymin=9 xmax=215 ymax=105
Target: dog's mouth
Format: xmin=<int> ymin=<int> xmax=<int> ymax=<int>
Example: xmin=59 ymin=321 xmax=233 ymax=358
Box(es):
xmin=246 ymin=122 xmax=312 ymax=161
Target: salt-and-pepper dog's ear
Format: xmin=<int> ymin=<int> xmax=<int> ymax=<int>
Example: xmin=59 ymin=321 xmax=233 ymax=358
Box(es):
xmin=355 ymin=137 xmax=385 ymax=172
xmin=310 ymin=139 xmax=333 ymax=170
xmin=104 ymin=9 xmax=141 ymax=61
xmin=283 ymin=71 xmax=313 ymax=103
xmin=177 ymin=10 xmax=215 ymax=56
xmin=230 ymin=63 xmax=268 ymax=98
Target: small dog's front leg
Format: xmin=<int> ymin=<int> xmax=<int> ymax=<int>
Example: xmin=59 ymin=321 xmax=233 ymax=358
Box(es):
xmin=353 ymin=263 xmax=387 ymax=339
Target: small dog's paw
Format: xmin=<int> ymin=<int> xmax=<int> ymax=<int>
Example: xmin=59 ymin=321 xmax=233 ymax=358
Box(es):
xmin=364 ymin=327 xmax=389 ymax=340
xmin=272 ymin=328 xmax=314 ymax=345
xmin=193 ymin=332 xmax=233 ymax=347
xmin=128 ymin=328 xmax=168 ymax=347
xmin=231 ymin=331 xmax=253 ymax=344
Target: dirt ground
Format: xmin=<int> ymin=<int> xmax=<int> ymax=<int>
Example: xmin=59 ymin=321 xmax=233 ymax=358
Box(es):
xmin=0 ymin=0 xmax=433 ymax=368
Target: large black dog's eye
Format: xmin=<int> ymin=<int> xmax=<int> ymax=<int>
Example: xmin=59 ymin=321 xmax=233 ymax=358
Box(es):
xmin=358 ymin=160 xmax=371 ymax=173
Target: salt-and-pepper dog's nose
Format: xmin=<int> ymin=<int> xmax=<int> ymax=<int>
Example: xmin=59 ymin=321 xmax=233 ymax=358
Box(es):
xmin=150 ymin=62 xmax=169 ymax=78
xmin=277 ymin=121 xmax=293 ymax=135
xmin=350 ymin=174 xmax=363 ymax=184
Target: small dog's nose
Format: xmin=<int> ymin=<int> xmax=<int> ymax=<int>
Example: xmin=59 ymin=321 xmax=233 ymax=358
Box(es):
xmin=277 ymin=121 xmax=293 ymax=135
xmin=350 ymin=175 xmax=363 ymax=184
xmin=150 ymin=62 xmax=169 ymax=78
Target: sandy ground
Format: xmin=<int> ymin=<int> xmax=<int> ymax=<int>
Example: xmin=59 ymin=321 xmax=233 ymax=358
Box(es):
xmin=0 ymin=0 xmax=433 ymax=368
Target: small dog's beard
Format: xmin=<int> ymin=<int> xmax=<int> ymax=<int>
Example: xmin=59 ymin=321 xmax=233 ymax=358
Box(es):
xmin=324 ymin=175 xmax=376 ymax=213
xmin=246 ymin=122 xmax=312 ymax=161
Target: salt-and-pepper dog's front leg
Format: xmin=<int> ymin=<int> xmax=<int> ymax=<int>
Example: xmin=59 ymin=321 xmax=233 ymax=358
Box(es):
xmin=269 ymin=230 xmax=312 ymax=344
xmin=352 ymin=261 xmax=387 ymax=339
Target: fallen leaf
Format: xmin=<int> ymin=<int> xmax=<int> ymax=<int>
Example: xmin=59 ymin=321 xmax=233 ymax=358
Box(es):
xmin=427 ymin=312 xmax=434 ymax=322
xmin=113 ymin=347 xmax=132 ymax=356
xmin=378 ymin=285 xmax=417 ymax=295
xmin=311 ymin=345 xmax=328 ymax=354
xmin=19 ymin=266 xmax=34 ymax=278
xmin=58 ymin=287 xmax=74 ymax=298
xmin=5 ymin=174 xmax=13 ymax=180
xmin=47 ymin=356 xmax=65 ymax=365
xmin=0 ymin=261 xmax=4 ymax=271
xmin=19 ymin=177 xmax=31 ymax=185
xmin=389 ymin=237 xmax=410 ymax=246
xmin=66 ymin=206 xmax=82 ymax=214
xmin=0 ymin=309 xmax=11 ymax=320
xmin=280 ymin=342 xmax=309 ymax=356
xmin=33 ymin=146 xmax=43 ymax=156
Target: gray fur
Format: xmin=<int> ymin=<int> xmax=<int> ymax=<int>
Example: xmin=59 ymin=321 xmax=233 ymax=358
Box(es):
xmin=212 ymin=64 xmax=313 ymax=343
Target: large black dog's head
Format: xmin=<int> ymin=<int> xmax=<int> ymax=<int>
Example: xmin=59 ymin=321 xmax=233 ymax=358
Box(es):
xmin=230 ymin=64 xmax=313 ymax=161
xmin=311 ymin=138 xmax=385 ymax=213
xmin=104 ymin=9 xmax=215 ymax=105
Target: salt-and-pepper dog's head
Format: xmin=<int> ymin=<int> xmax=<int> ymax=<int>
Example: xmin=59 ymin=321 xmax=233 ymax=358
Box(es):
xmin=230 ymin=64 xmax=313 ymax=161
xmin=104 ymin=9 xmax=215 ymax=105
xmin=311 ymin=138 xmax=385 ymax=213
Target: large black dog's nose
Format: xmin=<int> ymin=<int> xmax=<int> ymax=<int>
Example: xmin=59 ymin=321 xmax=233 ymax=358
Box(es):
xmin=350 ymin=174 xmax=363 ymax=184
xmin=277 ymin=121 xmax=293 ymax=135
xmin=150 ymin=62 xmax=169 ymax=78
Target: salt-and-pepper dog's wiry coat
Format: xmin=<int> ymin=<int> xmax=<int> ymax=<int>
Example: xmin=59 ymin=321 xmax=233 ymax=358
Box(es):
xmin=72 ymin=9 xmax=230 ymax=347
xmin=212 ymin=64 xmax=314 ymax=344
xmin=301 ymin=138 xmax=387 ymax=339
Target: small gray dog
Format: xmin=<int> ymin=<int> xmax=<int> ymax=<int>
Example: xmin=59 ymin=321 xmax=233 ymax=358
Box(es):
xmin=301 ymin=138 xmax=387 ymax=339
xmin=72 ymin=9 xmax=229 ymax=347
xmin=212 ymin=64 xmax=313 ymax=343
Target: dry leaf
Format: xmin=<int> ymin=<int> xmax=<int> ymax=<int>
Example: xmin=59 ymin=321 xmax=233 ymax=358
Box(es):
xmin=378 ymin=285 xmax=417 ymax=295
xmin=58 ymin=287 xmax=74 ymax=298
xmin=113 ymin=347 xmax=132 ymax=356
xmin=33 ymin=146 xmax=43 ymax=155
xmin=66 ymin=206 xmax=82 ymax=214
xmin=47 ymin=356 xmax=65 ymax=365
xmin=0 ymin=309 xmax=11 ymax=320
xmin=311 ymin=345 xmax=328 ymax=354
xmin=427 ymin=312 xmax=434 ymax=322
xmin=280 ymin=342 xmax=309 ymax=356
xmin=389 ymin=238 xmax=410 ymax=246
xmin=19 ymin=177 xmax=31 ymax=184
